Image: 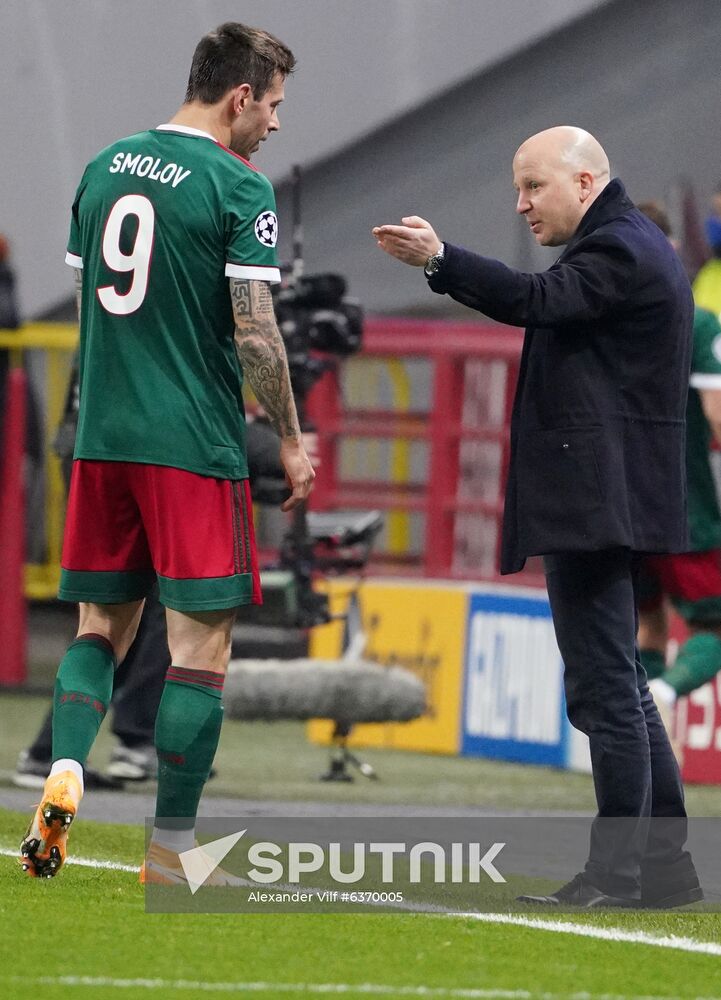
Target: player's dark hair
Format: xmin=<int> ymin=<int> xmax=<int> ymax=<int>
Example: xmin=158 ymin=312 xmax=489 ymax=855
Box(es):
xmin=185 ymin=22 xmax=295 ymax=104
xmin=637 ymin=201 xmax=672 ymax=237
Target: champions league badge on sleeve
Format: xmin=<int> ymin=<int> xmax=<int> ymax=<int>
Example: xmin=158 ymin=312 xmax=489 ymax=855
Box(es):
xmin=255 ymin=211 xmax=278 ymax=247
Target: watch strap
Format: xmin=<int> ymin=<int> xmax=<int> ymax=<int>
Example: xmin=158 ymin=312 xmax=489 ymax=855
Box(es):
xmin=424 ymin=242 xmax=445 ymax=277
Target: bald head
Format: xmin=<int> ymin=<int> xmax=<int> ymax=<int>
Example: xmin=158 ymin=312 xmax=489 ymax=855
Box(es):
xmin=517 ymin=126 xmax=610 ymax=178
xmin=512 ymin=126 xmax=611 ymax=246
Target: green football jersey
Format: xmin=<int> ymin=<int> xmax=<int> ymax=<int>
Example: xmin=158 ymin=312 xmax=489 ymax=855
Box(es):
xmin=686 ymin=306 xmax=721 ymax=551
xmin=66 ymin=124 xmax=281 ymax=480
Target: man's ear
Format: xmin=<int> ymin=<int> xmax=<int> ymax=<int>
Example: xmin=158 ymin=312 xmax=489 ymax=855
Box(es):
xmin=231 ymin=83 xmax=253 ymax=116
xmin=578 ymin=170 xmax=594 ymax=202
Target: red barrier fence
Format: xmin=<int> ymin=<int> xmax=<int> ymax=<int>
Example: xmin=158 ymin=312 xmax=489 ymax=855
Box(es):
xmin=306 ymin=316 xmax=543 ymax=586
xmin=0 ymin=367 xmax=28 ymax=685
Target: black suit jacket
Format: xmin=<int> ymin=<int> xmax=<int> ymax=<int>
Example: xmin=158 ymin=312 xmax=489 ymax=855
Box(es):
xmin=428 ymin=179 xmax=693 ymax=573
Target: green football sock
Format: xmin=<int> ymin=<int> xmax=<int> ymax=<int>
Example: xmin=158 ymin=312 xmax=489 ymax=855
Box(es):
xmin=664 ymin=632 xmax=721 ymax=697
xmin=640 ymin=647 xmax=667 ymax=681
xmin=154 ymin=666 xmax=224 ymax=831
xmin=52 ymin=633 xmax=116 ymax=765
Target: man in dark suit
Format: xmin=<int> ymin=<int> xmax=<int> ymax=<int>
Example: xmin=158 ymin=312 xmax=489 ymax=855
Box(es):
xmin=374 ymin=126 xmax=701 ymax=909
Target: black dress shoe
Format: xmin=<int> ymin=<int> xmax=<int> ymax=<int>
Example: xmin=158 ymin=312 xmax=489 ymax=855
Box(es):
xmin=641 ymin=855 xmax=703 ymax=909
xmin=517 ymin=872 xmax=636 ymax=908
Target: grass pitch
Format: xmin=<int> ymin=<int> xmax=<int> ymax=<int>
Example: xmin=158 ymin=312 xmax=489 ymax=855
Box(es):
xmin=2 ymin=694 xmax=721 ymax=999
xmin=1 ymin=808 xmax=720 ymax=1000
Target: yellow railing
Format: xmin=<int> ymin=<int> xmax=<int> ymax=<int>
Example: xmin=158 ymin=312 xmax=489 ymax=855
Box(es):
xmin=0 ymin=323 xmax=78 ymax=599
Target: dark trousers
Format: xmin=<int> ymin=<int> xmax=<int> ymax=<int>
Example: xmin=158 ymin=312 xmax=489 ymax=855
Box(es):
xmin=30 ymin=587 xmax=170 ymax=759
xmin=544 ymin=548 xmax=688 ymax=897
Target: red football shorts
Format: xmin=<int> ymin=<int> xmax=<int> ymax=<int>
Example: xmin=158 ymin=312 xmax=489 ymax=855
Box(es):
xmin=638 ymin=549 xmax=721 ymax=623
xmin=59 ymin=459 xmax=262 ymax=612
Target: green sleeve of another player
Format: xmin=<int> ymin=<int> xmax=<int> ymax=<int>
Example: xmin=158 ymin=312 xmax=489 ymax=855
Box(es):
xmin=690 ymin=308 xmax=721 ymax=381
xmin=223 ymin=171 xmax=281 ymax=284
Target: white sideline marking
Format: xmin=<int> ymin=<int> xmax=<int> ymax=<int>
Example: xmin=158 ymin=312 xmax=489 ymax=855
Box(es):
xmin=0 ymin=845 xmax=140 ymax=873
xmin=3 ymin=845 xmax=720 ymax=959
xmin=451 ymin=912 xmax=721 ymax=957
xmin=8 ymin=979 xmax=721 ymax=999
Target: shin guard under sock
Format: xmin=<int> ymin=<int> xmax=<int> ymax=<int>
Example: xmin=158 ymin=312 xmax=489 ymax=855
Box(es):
xmin=52 ymin=634 xmax=116 ymax=765
xmin=154 ymin=666 xmax=224 ymax=831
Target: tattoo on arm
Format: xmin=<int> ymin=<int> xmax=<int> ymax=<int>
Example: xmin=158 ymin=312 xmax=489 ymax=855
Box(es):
xmin=231 ymin=278 xmax=252 ymax=319
xmin=73 ymin=268 xmax=82 ymax=323
xmin=231 ymin=278 xmax=301 ymax=440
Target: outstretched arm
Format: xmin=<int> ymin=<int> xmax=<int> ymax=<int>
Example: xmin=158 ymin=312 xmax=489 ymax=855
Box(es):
xmin=374 ymin=214 xmax=637 ymax=327
xmin=231 ymin=278 xmax=314 ymax=510
xmin=373 ymin=216 xmax=442 ymax=266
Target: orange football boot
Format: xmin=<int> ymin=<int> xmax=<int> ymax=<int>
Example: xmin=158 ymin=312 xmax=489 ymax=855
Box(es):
xmin=19 ymin=770 xmax=82 ymax=878
xmin=140 ymin=841 xmax=243 ymax=888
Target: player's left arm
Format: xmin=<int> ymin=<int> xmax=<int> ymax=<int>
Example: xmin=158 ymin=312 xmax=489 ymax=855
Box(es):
xmin=73 ymin=268 xmax=82 ymax=323
xmin=699 ymin=388 xmax=721 ymax=447
xmin=231 ymin=277 xmax=314 ymax=510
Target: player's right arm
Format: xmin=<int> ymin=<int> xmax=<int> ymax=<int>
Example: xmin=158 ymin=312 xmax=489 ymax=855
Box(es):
xmin=231 ymin=277 xmax=314 ymax=510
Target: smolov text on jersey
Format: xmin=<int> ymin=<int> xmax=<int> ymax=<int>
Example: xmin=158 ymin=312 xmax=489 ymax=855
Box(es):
xmin=108 ymin=152 xmax=191 ymax=188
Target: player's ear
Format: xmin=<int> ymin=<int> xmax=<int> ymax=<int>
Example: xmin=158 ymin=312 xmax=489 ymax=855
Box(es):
xmin=231 ymin=84 xmax=253 ymax=116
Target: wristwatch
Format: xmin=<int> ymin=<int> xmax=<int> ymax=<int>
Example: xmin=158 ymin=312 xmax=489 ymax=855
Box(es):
xmin=424 ymin=242 xmax=445 ymax=277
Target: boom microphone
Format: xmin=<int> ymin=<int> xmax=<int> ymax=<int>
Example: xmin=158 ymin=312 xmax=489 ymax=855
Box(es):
xmin=224 ymin=658 xmax=426 ymax=725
